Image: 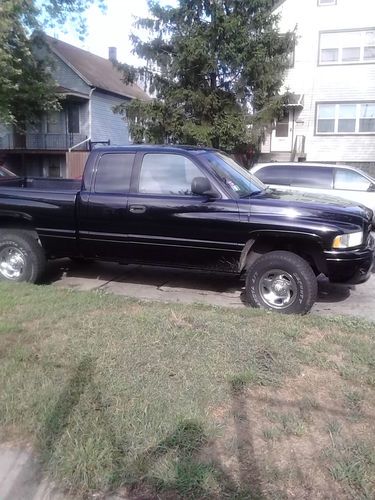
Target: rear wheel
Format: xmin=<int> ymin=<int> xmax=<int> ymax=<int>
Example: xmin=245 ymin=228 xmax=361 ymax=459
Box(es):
xmin=245 ymin=251 xmax=317 ymax=314
xmin=0 ymin=230 xmax=46 ymax=283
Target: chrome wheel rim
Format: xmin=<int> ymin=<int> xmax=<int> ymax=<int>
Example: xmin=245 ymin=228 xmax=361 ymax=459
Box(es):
xmin=259 ymin=269 xmax=298 ymax=309
xmin=0 ymin=246 xmax=26 ymax=280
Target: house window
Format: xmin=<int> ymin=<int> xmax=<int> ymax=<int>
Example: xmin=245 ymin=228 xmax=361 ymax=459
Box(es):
xmin=316 ymin=103 xmax=375 ymax=135
xmin=67 ymin=103 xmax=80 ymax=134
xmin=47 ymin=111 xmax=64 ymax=134
xmin=359 ymin=103 xmax=375 ymax=132
xmin=318 ymin=0 xmax=337 ymax=5
xmin=275 ymin=116 xmax=289 ymax=137
xmin=319 ymin=29 xmax=375 ymax=64
xmin=287 ymin=42 xmax=295 ymax=68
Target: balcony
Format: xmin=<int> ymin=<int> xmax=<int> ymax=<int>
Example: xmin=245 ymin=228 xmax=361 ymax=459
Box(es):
xmin=0 ymin=133 xmax=89 ymax=151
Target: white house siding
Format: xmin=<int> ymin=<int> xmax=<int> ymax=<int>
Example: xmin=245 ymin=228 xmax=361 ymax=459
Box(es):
xmin=90 ymin=91 xmax=130 ymax=145
xmin=264 ymin=0 xmax=375 ymax=168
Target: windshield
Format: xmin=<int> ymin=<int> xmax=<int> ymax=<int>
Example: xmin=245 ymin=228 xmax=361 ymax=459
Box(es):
xmin=0 ymin=166 xmax=16 ymax=177
xmin=204 ymin=152 xmax=266 ymax=198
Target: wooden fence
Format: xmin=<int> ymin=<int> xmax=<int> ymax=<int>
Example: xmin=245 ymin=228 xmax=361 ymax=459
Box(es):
xmin=66 ymin=151 xmax=89 ymax=179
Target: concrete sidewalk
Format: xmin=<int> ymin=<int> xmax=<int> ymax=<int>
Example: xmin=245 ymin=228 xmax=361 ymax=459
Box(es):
xmin=47 ymin=259 xmax=375 ymax=322
xmin=0 ymin=445 xmax=67 ymax=500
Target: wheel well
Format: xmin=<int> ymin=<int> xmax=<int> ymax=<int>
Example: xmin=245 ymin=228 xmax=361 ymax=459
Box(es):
xmin=240 ymin=235 xmax=326 ymax=276
xmin=0 ymin=222 xmax=40 ymax=242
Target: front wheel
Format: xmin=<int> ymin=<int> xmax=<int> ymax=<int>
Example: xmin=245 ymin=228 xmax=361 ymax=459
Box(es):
xmin=245 ymin=251 xmax=317 ymax=315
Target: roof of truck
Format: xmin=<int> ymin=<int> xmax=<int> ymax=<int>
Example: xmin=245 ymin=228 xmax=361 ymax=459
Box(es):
xmin=92 ymin=145 xmax=217 ymax=154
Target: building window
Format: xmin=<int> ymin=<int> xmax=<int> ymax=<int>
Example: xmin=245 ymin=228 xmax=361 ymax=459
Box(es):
xmin=318 ymin=0 xmax=336 ymax=5
xmin=359 ymin=103 xmax=375 ymax=132
xmin=275 ymin=116 xmax=289 ymax=137
xmin=316 ymin=103 xmax=375 ymax=135
xmin=319 ymin=29 xmax=375 ymax=64
xmin=47 ymin=111 xmax=64 ymax=134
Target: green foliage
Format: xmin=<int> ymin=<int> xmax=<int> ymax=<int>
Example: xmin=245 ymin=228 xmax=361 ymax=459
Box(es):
xmin=0 ymin=0 xmax=105 ymax=128
xmin=116 ymin=0 xmax=294 ymax=151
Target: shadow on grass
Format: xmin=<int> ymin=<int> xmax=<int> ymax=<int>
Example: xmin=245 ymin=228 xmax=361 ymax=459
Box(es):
xmin=37 ymin=357 xmax=263 ymax=498
xmin=123 ymin=381 xmax=263 ymax=499
xmin=38 ymin=356 xmax=94 ymax=461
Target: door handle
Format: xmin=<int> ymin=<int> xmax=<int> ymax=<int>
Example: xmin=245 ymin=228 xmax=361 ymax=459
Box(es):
xmin=129 ymin=204 xmax=146 ymax=214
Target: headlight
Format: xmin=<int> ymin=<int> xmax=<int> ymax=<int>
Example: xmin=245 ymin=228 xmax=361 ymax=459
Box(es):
xmin=332 ymin=231 xmax=363 ymax=249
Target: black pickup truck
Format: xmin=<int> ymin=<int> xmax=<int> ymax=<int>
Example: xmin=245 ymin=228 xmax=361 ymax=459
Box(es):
xmin=0 ymin=146 xmax=373 ymax=314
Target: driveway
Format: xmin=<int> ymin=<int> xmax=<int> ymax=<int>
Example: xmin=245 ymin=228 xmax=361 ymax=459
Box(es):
xmin=45 ymin=259 xmax=375 ymax=321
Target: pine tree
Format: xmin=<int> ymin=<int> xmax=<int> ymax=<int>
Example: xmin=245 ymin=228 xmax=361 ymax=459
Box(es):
xmin=116 ymin=0 xmax=294 ymax=152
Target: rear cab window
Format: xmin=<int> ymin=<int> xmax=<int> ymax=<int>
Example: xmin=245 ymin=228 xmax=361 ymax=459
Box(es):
xmin=94 ymin=153 xmax=135 ymax=194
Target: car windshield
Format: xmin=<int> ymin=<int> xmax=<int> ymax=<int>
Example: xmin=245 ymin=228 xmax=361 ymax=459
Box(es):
xmin=204 ymin=152 xmax=266 ymax=198
xmin=0 ymin=166 xmax=16 ymax=177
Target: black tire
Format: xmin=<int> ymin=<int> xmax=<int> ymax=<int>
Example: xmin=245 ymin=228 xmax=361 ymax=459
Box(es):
xmin=245 ymin=251 xmax=317 ymax=315
xmin=0 ymin=230 xmax=46 ymax=283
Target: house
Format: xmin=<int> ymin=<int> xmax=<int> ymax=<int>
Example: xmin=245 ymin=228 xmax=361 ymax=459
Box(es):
xmin=260 ymin=0 xmax=375 ymax=174
xmin=0 ymin=36 xmax=148 ymax=178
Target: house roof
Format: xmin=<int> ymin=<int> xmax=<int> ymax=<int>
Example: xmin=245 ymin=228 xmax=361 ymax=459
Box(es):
xmin=46 ymin=36 xmax=148 ymax=101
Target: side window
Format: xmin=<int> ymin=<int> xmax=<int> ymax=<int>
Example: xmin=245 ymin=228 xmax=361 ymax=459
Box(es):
xmin=291 ymin=167 xmax=333 ymax=189
xmin=334 ymin=168 xmax=371 ymax=191
xmin=257 ymin=165 xmax=333 ymax=189
xmin=139 ymin=153 xmax=203 ymax=195
xmin=256 ymin=166 xmax=293 ymax=186
xmin=94 ymin=153 xmax=135 ymax=194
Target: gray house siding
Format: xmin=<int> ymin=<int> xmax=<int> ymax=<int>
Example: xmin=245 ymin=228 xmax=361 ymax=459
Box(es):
xmin=50 ymin=53 xmax=91 ymax=95
xmin=91 ymin=91 xmax=130 ymax=145
xmin=33 ymin=42 xmax=91 ymax=95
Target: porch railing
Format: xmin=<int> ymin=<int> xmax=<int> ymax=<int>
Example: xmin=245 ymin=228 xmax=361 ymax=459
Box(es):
xmin=0 ymin=133 xmax=89 ymax=151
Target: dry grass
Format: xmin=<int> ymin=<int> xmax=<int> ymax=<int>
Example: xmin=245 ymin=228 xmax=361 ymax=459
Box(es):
xmin=0 ymin=282 xmax=374 ymax=498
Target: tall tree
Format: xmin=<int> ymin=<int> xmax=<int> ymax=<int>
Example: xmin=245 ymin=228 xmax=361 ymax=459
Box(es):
xmin=116 ymin=0 xmax=294 ymax=151
xmin=0 ymin=0 xmax=105 ymax=129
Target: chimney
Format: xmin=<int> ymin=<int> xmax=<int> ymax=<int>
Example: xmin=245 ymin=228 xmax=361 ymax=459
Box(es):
xmin=108 ymin=47 xmax=117 ymax=61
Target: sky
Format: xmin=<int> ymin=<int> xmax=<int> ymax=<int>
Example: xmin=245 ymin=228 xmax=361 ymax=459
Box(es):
xmin=46 ymin=0 xmax=176 ymax=67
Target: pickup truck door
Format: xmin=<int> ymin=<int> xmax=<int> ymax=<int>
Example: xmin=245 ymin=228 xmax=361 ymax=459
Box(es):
xmin=78 ymin=152 xmax=135 ymax=259
xmin=126 ymin=152 xmax=242 ymax=271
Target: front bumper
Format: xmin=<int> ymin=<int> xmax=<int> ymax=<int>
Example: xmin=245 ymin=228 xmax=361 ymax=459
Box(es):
xmin=324 ymin=234 xmax=375 ymax=285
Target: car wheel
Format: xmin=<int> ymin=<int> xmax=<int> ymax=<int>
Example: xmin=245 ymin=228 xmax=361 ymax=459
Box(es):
xmin=246 ymin=251 xmax=317 ymax=314
xmin=0 ymin=230 xmax=46 ymax=283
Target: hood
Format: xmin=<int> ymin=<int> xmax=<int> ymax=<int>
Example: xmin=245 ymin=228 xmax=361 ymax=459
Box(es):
xmin=244 ymin=188 xmax=373 ymax=232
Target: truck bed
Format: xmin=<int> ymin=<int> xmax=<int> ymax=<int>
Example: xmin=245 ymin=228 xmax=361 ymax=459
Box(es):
xmin=0 ymin=177 xmax=82 ymax=191
xmin=0 ymin=177 xmax=81 ymax=257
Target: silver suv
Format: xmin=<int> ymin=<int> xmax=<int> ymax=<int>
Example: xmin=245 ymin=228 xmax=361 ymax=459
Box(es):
xmin=251 ymin=162 xmax=375 ymax=213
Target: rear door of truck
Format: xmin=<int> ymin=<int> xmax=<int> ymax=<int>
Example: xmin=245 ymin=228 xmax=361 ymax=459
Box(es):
xmin=78 ymin=151 xmax=136 ymax=259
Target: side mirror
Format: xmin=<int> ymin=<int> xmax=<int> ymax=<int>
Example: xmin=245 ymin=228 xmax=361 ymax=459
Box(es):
xmin=191 ymin=177 xmax=219 ymax=198
xmin=368 ymin=183 xmax=375 ymax=192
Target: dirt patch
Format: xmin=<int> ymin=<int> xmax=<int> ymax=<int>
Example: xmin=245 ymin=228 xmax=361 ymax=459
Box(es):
xmin=203 ymin=367 xmax=375 ymax=499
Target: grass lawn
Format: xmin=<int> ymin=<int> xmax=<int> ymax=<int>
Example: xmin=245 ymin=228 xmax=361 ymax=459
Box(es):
xmin=0 ymin=282 xmax=374 ymax=499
